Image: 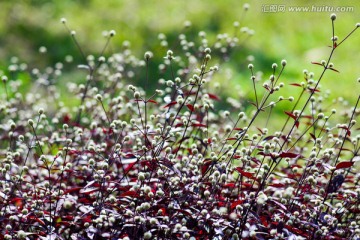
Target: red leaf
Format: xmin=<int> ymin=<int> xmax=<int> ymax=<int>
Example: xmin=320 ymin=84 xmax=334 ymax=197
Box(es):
xmin=230 ymin=200 xmax=243 ymax=210
xmin=147 ymin=99 xmax=158 ymax=104
xmin=63 ymin=187 xmax=82 ymax=194
xmin=124 ymin=161 xmax=137 ymax=172
xmin=28 ymin=216 xmax=45 ymax=225
xmin=125 ymin=153 xmax=136 ymax=158
xmin=260 ymin=216 xmax=269 ymax=227
xmin=250 ymin=102 xmax=258 ymax=108
xmin=175 ymin=123 xmax=184 ymax=128
xmin=269 ymin=199 xmax=287 ymax=211
xmin=338 ymin=126 xmax=351 ymax=136
xmin=263 ymin=136 xmax=275 ymax=141
xmin=311 ymin=61 xmax=324 ymax=66
xmin=279 ymin=152 xmax=299 ymax=158
xmin=120 ymin=191 xmax=139 ymax=197
xmin=208 ymin=93 xmax=220 ymax=101
xmin=308 ymin=87 xmax=320 ymax=93
xmin=285 ymin=111 xmax=299 ymax=128
xmin=201 ymin=159 xmax=212 ymax=175
xmin=235 ymin=167 xmax=255 ymax=179
xmin=82 ymin=215 xmax=92 ymax=223
xmin=223 ymin=183 xmax=236 ymax=188
xmin=309 ymin=133 xmax=316 ymax=141
xmin=226 ymin=137 xmax=237 ymax=141
xmin=63 ymin=114 xmax=71 ymax=124
xmin=80 ymin=187 xmax=98 ymax=194
xmin=269 ymin=183 xmax=285 ymax=188
xmin=284 ymin=111 xmax=297 ymax=121
xmin=336 ymin=161 xmax=354 ymax=170
xmin=328 ymin=67 xmax=340 ymax=73
xmin=186 ymin=104 xmax=194 ymax=112
xmin=256 ymin=127 xmax=264 ymax=135
xmin=290 ymin=83 xmax=302 ymax=87
xmin=191 ymin=123 xmax=207 ymax=128
xmin=163 ymin=101 xmax=177 ymax=108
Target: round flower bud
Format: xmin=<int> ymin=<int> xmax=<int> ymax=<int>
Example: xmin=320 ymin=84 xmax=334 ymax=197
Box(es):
xmin=243 ymin=3 xmax=250 ymax=11
xmin=109 ymin=30 xmax=116 ymax=37
xmin=98 ymin=56 xmax=105 ymax=62
xmin=248 ymin=64 xmax=254 ymax=69
xmin=60 ymin=18 xmax=67 ymax=24
xmin=134 ymin=91 xmax=140 ymax=99
xmin=95 ymin=94 xmax=102 ymax=101
xmin=143 ymin=232 xmax=152 ymax=240
xmin=17 ymin=230 xmax=27 ymax=239
xmin=281 ymin=59 xmax=287 ymax=66
xmin=138 ymin=172 xmax=145 ymax=181
xmin=204 ymin=48 xmax=211 ymax=54
xmin=28 ymin=119 xmax=34 ymax=126
xmin=204 ymin=190 xmax=210 ymax=197
xmin=63 ymin=200 xmax=73 ymax=209
xmin=330 ymin=13 xmax=337 ymax=21
xmin=144 ymin=51 xmax=153 ymax=59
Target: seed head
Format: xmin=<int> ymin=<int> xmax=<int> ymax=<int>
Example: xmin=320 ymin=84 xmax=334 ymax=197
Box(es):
xmin=184 ymin=20 xmax=192 ymax=28
xmin=109 ymin=30 xmax=116 ymax=37
xmin=243 ymin=3 xmax=250 ymax=11
xmin=143 ymin=232 xmax=152 ymax=240
xmin=95 ymin=94 xmax=103 ymax=101
xmin=167 ymin=50 xmax=173 ymax=56
xmin=134 ymin=91 xmax=140 ymax=99
xmin=330 ymin=13 xmax=337 ymax=21
xmin=204 ymin=47 xmax=211 ymax=54
xmin=144 ymin=51 xmax=153 ymax=60
xmin=28 ymin=119 xmax=34 ymax=126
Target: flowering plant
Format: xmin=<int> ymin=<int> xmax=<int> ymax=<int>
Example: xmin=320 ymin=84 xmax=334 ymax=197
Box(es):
xmin=0 ymin=11 xmax=359 ymax=240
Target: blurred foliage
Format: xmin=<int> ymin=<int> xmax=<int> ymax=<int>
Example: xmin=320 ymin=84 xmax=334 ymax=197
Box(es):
xmin=0 ymin=0 xmax=359 ymax=110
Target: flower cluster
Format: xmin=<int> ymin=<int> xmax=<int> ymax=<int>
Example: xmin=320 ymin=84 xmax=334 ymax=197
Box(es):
xmin=0 ymin=13 xmax=359 ymax=239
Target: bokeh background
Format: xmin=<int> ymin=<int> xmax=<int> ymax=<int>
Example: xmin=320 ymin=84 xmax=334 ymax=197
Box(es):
xmin=0 ymin=0 xmax=359 ymax=115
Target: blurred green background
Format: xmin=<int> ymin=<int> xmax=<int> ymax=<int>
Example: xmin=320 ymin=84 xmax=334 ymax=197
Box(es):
xmin=0 ymin=0 xmax=359 ymax=111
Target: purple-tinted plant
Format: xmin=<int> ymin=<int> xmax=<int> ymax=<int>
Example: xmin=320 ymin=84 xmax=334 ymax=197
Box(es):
xmin=0 ymin=10 xmax=359 ymax=240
